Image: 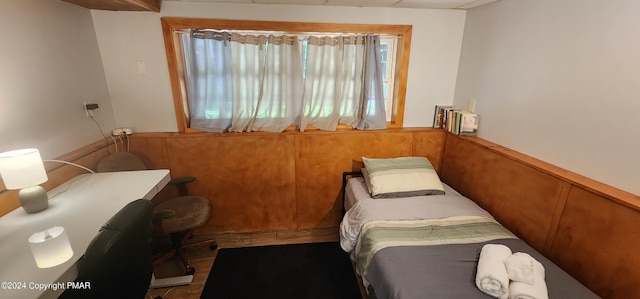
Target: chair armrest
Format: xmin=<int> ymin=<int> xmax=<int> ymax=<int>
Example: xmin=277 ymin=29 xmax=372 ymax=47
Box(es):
xmin=169 ymin=176 xmax=196 ymax=185
xmin=169 ymin=176 xmax=196 ymax=196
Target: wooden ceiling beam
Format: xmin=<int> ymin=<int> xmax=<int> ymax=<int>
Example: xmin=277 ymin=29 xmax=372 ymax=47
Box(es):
xmin=61 ymin=0 xmax=161 ymax=12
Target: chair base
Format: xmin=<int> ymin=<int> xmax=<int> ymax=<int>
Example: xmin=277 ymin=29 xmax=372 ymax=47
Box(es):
xmin=149 ymin=273 xmax=193 ymax=289
xmin=152 ymin=230 xmax=217 ymax=275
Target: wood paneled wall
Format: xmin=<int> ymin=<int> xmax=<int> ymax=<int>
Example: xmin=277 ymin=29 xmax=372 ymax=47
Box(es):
xmin=125 ymin=129 xmax=446 ymax=234
xmin=0 ymin=128 xmax=445 ymax=224
xmin=440 ymin=134 xmax=640 ymax=299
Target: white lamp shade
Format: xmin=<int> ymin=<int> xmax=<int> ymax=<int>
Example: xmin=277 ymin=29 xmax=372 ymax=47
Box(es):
xmin=28 ymin=226 xmax=74 ymax=268
xmin=0 ymin=148 xmax=48 ymax=189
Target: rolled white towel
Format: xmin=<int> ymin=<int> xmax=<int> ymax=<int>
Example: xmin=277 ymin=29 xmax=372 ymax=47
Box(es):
xmin=505 ymin=252 xmax=535 ymax=285
xmin=508 ymin=254 xmax=548 ymax=299
xmin=476 ymin=244 xmax=512 ymax=299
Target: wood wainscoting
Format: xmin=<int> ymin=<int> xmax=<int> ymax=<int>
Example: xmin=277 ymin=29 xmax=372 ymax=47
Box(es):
xmin=440 ymin=134 xmax=640 ymax=299
xmin=0 ymin=128 xmax=445 ymax=225
xmin=124 ymin=128 xmax=446 ymax=234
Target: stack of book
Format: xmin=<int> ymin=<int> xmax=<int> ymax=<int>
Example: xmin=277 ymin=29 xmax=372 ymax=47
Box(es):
xmin=433 ymin=105 xmax=479 ymax=136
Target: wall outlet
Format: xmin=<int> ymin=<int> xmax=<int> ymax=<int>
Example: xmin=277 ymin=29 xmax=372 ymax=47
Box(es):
xmin=83 ymin=102 xmax=99 ymax=117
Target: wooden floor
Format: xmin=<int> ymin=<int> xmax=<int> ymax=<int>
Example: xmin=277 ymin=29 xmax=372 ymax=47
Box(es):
xmin=145 ymin=227 xmax=367 ymax=299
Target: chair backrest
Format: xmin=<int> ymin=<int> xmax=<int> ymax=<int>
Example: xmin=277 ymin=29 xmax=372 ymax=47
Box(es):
xmin=96 ymin=152 xmax=147 ymax=172
xmin=59 ymin=199 xmax=153 ymax=299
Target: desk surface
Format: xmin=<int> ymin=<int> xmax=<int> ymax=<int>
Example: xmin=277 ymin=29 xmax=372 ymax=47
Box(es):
xmin=0 ymin=169 xmax=170 ymax=299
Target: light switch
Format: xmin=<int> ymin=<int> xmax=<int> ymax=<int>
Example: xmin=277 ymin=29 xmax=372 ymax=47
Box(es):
xmin=136 ymin=61 xmax=147 ymax=75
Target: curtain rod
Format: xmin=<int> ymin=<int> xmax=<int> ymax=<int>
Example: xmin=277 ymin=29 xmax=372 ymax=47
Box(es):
xmin=187 ymin=29 xmax=401 ymax=40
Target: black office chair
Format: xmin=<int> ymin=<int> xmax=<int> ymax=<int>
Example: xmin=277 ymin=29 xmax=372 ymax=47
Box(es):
xmin=59 ymin=199 xmax=153 ymax=299
xmin=96 ymin=152 xmax=217 ymax=275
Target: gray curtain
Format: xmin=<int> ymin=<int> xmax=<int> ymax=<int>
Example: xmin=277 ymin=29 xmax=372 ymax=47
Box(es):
xmin=354 ymin=35 xmax=387 ymax=130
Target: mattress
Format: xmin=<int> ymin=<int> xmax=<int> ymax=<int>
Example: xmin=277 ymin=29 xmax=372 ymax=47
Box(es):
xmin=339 ymin=177 xmax=600 ymax=299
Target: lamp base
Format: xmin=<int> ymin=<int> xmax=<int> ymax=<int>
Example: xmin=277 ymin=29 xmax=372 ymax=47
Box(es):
xmin=19 ymin=185 xmax=49 ymax=213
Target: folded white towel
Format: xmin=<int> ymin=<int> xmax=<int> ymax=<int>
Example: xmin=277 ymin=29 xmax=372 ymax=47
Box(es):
xmin=476 ymin=244 xmax=512 ymax=299
xmin=505 ymin=252 xmax=535 ymax=285
xmin=508 ymin=255 xmax=548 ymax=299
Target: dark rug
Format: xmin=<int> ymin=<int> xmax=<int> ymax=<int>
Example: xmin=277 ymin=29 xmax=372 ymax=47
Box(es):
xmin=200 ymin=242 xmax=362 ymax=299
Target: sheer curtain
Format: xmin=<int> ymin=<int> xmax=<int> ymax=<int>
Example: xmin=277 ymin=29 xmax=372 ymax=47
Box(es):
xmin=182 ymin=31 xmax=233 ymax=133
xmin=182 ymin=31 xmax=303 ymax=133
xmin=229 ymin=34 xmax=303 ymax=132
xmin=182 ymin=30 xmax=385 ymax=133
xmin=300 ymin=35 xmax=387 ymax=132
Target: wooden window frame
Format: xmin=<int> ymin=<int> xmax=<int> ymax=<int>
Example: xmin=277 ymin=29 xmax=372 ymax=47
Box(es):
xmin=160 ymin=17 xmax=412 ymax=132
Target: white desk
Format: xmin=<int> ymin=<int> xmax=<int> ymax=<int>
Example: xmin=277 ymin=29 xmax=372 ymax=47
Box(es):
xmin=0 ymin=169 xmax=170 ymax=299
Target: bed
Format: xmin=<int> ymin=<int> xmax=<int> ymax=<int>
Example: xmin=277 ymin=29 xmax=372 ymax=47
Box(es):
xmin=339 ymin=157 xmax=599 ymax=299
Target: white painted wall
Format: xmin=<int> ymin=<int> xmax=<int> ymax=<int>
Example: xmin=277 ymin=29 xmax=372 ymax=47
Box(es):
xmin=454 ymin=0 xmax=640 ymax=195
xmin=6 ymin=0 xmax=635 ymax=196
xmin=90 ymin=2 xmax=467 ymax=131
xmin=0 ymin=0 xmax=115 ymax=159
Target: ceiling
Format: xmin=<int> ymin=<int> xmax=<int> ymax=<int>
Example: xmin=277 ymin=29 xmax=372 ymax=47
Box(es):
xmin=163 ymin=0 xmax=500 ymax=10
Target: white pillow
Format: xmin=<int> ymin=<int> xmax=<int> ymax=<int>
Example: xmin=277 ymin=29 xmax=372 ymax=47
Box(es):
xmin=362 ymin=156 xmax=445 ymax=198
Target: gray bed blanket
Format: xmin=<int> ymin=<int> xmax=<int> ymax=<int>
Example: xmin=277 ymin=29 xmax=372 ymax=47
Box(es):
xmin=366 ymin=238 xmax=600 ymax=299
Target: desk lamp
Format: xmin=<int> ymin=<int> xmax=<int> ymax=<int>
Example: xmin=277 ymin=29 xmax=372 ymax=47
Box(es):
xmin=0 ymin=148 xmax=49 ymax=213
xmin=28 ymin=226 xmax=74 ymax=268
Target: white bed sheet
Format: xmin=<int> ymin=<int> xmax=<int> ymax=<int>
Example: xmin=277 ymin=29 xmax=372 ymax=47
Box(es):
xmin=340 ymin=177 xmax=493 ymax=252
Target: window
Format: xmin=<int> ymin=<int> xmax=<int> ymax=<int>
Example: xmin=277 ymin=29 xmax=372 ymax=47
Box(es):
xmin=161 ymin=18 xmax=411 ymax=133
